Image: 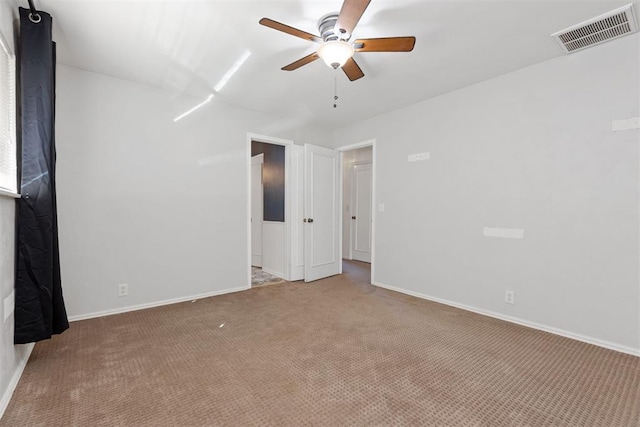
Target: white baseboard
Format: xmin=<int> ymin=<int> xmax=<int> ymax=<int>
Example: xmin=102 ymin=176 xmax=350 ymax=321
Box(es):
xmin=372 ymin=281 xmax=640 ymax=358
xmin=68 ymin=286 xmax=250 ymax=322
xmin=261 ymin=267 xmax=285 ymax=280
xmin=0 ymin=343 xmax=35 ymax=420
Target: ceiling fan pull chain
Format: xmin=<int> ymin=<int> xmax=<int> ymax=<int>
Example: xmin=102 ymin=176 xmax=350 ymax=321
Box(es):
xmin=333 ymin=69 xmax=339 ymax=108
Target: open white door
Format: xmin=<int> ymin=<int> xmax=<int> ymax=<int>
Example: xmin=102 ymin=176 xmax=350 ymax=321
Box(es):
xmin=251 ymin=154 xmax=264 ymax=267
xmin=304 ymin=144 xmax=340 ymax=282
xmin=351 ymin=162 xmax=372 ymax=263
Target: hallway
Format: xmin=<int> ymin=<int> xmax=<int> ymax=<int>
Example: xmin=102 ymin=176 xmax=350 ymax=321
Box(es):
xmin=341 ymin=259 xmax=371 ymax=285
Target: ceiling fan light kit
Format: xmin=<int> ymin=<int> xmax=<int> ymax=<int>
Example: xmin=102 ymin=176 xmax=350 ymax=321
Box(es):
xmin=317 ymin=41 xmax=354 ymax=69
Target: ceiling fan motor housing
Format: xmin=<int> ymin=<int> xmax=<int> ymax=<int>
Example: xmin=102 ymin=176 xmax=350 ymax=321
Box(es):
xmin=318 ymin=13 xmax=347 ymax=42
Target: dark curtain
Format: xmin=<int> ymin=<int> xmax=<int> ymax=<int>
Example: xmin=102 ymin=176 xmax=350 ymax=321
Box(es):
xmin=14 ymin=7 xmax=68 ymax=344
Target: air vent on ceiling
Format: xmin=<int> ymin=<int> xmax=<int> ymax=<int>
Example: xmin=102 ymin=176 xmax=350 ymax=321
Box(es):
xmin=551 ymin=4 xmax=638 ymax=53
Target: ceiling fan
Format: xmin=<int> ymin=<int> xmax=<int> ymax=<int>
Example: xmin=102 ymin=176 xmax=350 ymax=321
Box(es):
xmin=259 ymin=0 xmax=416 ymax=81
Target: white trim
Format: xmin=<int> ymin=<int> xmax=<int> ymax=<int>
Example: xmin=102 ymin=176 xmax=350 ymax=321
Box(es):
xmin=339 ymin=153 xmax=344 ymax=267
xmin=0 ymin=30 xmax=17 ymax=196
xmin=638 ymin=63 xmax=640 ymax=360
xmin=247 ymin=133 xmax=294 ymax=147
xmin=349 ymin=161 xmax=373 ymax=167
xmin=371 ymin=143 xmax=377 ymax=283
xmin=288 ymin=145 xmax=305 ymax=281
xmin=261 ymin=267 xmax=284 ymax=279
xmin=246 ymin=133 xmax=294 ymax=285
xmin=68 ymin=286 xmax=249 ymax=322
xmin=284 ymin=144 xmax=292 ymax=281
xmin=372 ymin=281 xmax=640 ymax=358
xmin=0 ymin=343 xmax=35 ymax=420
xmin=336 ymin=139 xmax=376 ymax=283
xmin=336 ymin=139 xmax=376 ymax=152
xmin=0 ymin=188 xmax=19 ymax=199
xmin=246 ymin=134 xmax=252 ymax=288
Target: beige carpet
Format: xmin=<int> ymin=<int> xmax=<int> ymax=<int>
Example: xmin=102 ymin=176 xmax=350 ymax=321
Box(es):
xmin=2 ymin=260 xmax=638 ymax=426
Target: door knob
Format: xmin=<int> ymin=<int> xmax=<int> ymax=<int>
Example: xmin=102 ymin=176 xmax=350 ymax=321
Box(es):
xmin=351 ymin=216 xmax=356 ymax=220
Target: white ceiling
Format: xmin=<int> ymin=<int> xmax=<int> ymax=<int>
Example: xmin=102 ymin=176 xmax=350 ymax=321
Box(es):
xmin=7 ymin=0 xmax=638 ymax=128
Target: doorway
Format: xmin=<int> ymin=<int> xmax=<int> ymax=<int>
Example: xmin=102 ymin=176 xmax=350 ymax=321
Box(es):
xmin=247 ymin=135 xmax=372 ymax=286
xmin=247 ymin=134 xmax=293 ymax=287
xmin=338 ymin=140 xmax=376 ymax=283
xmin=349 ymin=161 xmax=372 ymax=263
xmin=341 ymin=146 xmax=373 ymax=263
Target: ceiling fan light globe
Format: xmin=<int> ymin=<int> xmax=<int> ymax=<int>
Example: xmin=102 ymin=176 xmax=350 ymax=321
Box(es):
xmin=317 ymin=41 xmax=354 ymax=69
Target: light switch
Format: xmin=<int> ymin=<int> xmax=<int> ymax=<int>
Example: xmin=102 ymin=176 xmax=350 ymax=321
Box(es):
xmin=378 ymin=203 xmax=385 ymax=212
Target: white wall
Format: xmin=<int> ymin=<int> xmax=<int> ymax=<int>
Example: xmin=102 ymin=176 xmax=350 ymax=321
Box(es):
xmin=55 ymin=65 xmax=330 ymax=318
xmin=0 ymin=198 xmax=30 ymax=416
xmin=333 ymin=34 xmax=640 ymax=354
xmin=0 ymin=2 xmax=33 ymax=417
xmin=341 ymin=147 xmax=373 ymax=258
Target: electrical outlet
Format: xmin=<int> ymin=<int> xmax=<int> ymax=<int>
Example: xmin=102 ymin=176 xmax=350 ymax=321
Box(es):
xmin=118 ymin=283 xmax=129 ymax=297
xmin=504 ymin=290 xmax=515 ymax=305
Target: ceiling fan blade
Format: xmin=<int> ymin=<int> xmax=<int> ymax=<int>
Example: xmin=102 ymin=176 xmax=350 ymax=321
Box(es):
xmin=342 ymin=57 xmax=364 ymax=81
xmin=282 ymin=52 xmax=320 ymax=71
xmin=335 ymin=0 xmax=371 ymax=37
xmin=259 ymin=18 xmax=322 ymax=43
xmin=353 ymin=37 xmax=416 ymax=52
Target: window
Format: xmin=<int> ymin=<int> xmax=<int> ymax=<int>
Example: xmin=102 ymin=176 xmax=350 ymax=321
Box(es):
xmin=0 ymin=32 xmax=16 ymax=194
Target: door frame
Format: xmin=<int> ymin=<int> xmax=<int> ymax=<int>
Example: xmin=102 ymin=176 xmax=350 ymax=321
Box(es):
xmin=337 ymin=139 xmax=376 ymax=283
xmin=246 ymin=133 xmax=294 ymax=287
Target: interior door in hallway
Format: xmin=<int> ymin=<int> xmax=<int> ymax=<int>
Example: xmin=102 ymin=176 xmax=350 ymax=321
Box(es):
xmin=351 ymin=162 xmax=372 ymax=263
xmin=251 ymin=154 xmax=263 ymax=267
xmin=304 ymin=144 xmax=340 ymax=282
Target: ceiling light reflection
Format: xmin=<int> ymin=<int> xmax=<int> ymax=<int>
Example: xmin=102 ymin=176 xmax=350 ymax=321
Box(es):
xmin=173 ymin=93 xmax=214 ymax=122
xmin=214 ymin=50 xmax=251 ymax=92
